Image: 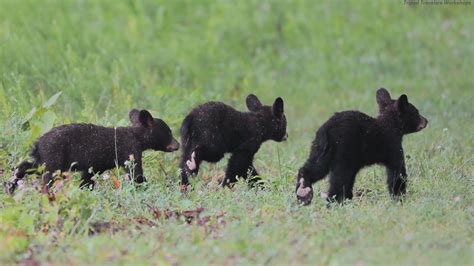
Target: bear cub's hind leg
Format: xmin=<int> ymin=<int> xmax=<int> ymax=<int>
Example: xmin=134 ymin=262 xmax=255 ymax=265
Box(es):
xmin=327 ymin=165 xmax=357 ymax=204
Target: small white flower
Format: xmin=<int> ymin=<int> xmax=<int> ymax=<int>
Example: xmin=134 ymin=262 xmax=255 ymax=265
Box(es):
xmin=102 ymin=174 xmax=110 ymax=180
xmin=129 ymin=154 xmax=135 ymax=161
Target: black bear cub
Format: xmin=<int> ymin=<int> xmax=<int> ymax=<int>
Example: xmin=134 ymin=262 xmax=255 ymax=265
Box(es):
xmin=296 ymin=88 xmax=428 ymax=205
xmin=180 ymin=94 xmax=288 ymax=187
xmin=9 ymin=109 xmax=180 ymax=193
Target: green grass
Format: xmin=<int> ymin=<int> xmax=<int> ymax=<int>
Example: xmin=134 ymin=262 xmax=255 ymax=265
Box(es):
xmin=0 ymin=0 xmax=473 ymax=265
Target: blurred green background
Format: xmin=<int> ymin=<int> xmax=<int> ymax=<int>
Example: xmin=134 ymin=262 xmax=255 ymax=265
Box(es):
xmin=0 ymin=0 xmax=472 ymax=265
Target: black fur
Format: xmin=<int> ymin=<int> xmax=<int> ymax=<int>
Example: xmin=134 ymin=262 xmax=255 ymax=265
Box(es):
xmin=296 ymin=88 xmax=428 ymax=205
xmin=9 ymin=109 xmax=179 ymax=193
xmin=180 ymin=94 xmax=288 ymax=187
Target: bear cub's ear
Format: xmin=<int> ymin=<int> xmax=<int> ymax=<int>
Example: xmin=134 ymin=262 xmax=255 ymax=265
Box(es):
xmin=129 ymin=109 xmax=141 ymax=127
xmin=376 ymin=88 xmax=392 ymax=111
xmin=272 ymin=97 xmax=284 ymax=117
xmin=246 ymin=94 xmax=263 ymax=112
xmin=396 ymin=94 xmax=409 ymax=112
xmin=129 ymin=109 xmax=154 ymax=128
xmin=139 ymin=110 xmax=154 ymax=129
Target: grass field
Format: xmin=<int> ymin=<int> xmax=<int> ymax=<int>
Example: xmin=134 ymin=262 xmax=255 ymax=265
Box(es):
xmin=0 ymin=0 xmax=473 ymax=265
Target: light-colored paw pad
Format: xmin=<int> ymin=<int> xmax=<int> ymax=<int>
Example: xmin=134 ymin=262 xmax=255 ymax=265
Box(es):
xmin=296 ymin=178 xmax=311 ymax=197
xmin=297 ymin=187 xmax=312 ymax=197
xmin=186 ymin=152 xmax=196 ymax=170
